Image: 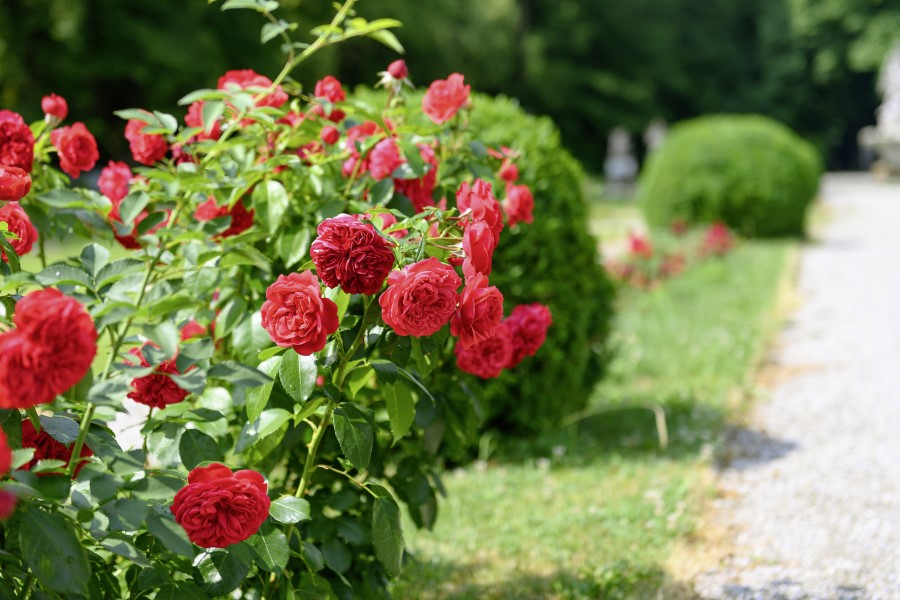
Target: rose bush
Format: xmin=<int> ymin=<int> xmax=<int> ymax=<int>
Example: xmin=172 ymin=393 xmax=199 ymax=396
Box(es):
xmin=0 ymin=1 xmax=560 ymax=597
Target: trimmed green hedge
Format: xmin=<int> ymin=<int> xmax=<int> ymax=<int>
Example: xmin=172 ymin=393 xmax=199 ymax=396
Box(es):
xmin=639 ymin=115 xmax=822 ymax=237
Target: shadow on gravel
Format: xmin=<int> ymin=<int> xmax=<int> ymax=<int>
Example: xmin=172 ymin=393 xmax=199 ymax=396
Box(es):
xmin=714 ymin=426 xmax=797 ymax=472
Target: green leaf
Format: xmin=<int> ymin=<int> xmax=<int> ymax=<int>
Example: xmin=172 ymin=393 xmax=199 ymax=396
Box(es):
xmin=214 ymin=296 xmax=248 ymax=338
xmin=195 ymin=547 xmax=251 ymax=596
xmin=261 ymin=20 xmax=291 ymax=44
xmin=148 ymin=321 xmax=180 ymax=359
xmin=276 ymin=226 xmax=311 ymax=269
xmin=19 ymin=509 xmax=92 ymax=594
xmin=219 ymin=247 xmax=272 ymax=273
xmin=321 ymin=538 xmax=351 ymax=573
xmin=269 ymin=496 xmax=311 ymax=524
xmin=95 ymin=258 xmax=144 ymax=289
xmin=278 ymin=352 xmax=317 ymax=404
xmin=384 ymin=380 xmax=415 ymax=442
xmin=79 ymin=244 xmax=110 ymax=278
xmin=155 ymin=582 xmax=207 ymax=600
xmin=332 ymin=403 xmax=373 ymax=471
xmin=370 ymin=485 xmax=404 ymax=577
xmin=247 ymin=523 xmax=289 ymax=572
xmin=103 ymin=498 xmax=149 ymax=532
xmin=147 ymin=512 xmax=195 ymax=559
xmin=245 ymin=356 xmax=282 ymax=422
xmin=237 ymin=408 xmax=291 ymax=452
xmin=208 ymin=361 xmax=273 ymax=388
xmin=368 ymin=29 xmax=404 ymax=54
xmin=35 ymin=264 xmax=93 ymax=288
xmin=39 ymin=415 xmax=80 ymax=444
xmin=11 ymin=448 xmax=35 ymax=469
xmin=345 ymin=366 xmax=373 ymax=399
xmin=370 ymin=178 xmax=394 ymax=205
xmin=202 ymin=100 xmax=226 ymax=135
xmin=0 ymin=235 xmax=20 ymax=273
xmin=179 ymin=429 xmax=222 ymax=470
xmin=100 ymin=538 xmax=151 ymax=567
xmin=253 ymin=180 xmax=290 ymax=234
xmin=118 ymin=191 xmax=150 ymax=225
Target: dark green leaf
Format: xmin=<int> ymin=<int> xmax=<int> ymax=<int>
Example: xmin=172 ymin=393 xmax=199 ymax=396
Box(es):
xmin=332 ymin=403 xmax=373 ymax=471
xmin=385 ymin=380 xmax=415 ymax=442
xmin=103 ymin=498 xmax=149 ymax=532
xmin=322 ymin=538 xmax=352 ymax=573
xmin=101 ymin=538 xmax=151 ymax=567
xmin=236 ymin=408 xmax=291 ymax=452
xmin=245 ymin=356 xmax=282 ymax=422
xmin=79 ymin=244 xmax=110 ymax=277
xmin=38 ymin=415 xmax=80 ymax=444
xmin=147 ymin=512 xmax=196 ymax=559
xmin=247 ymin=523 xmax=289 ymax=572
xmin=118 ymin=191 xmax=150 ymax=225
xmin=179 ymin=429 xmax=222 ymax=470
xmin=269 ymin=496 xmax=311 ymax=524
xmin=370 ymin=485 xmax=404 ymax=577
xmin=208 ymin=361 xmax=273 ymax=388
xmin=35 ymin=264 xmax=92 ymax=288
xmin=19 ymin=509 xmax=92 ymax=594
xmin=195 ymin=547 xmax=251 ymax=596
xmin=155 ymin=582 xmax=208 ymax=600
xmin=278 ymin=352 xmax=317 ymax=404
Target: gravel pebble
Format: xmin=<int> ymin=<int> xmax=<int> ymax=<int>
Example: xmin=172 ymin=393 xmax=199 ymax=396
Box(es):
xmin=693 ymin=174 xmax=900 ymax=600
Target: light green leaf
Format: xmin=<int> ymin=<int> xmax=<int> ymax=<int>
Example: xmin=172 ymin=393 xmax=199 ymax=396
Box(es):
xmin=278 ymin=352 xmax=317 ymax=404
xmin=245 ymin=356 xmax=282 ymax=422
xmin=269 ymin=496 xmax=311 ymax=524
xmin=247 ymin=523 xmax=289 ymax=572
xmin=385 ymin=380 xmax=415 ymax=442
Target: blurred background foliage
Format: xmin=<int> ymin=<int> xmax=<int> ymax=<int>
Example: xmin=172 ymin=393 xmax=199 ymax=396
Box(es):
xmin=1 ymin=0 xmax=897 ymax=170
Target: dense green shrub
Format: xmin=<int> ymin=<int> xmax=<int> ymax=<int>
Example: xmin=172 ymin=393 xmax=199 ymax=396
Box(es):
xmin=639 ymin=115 xmax=823 ymax=237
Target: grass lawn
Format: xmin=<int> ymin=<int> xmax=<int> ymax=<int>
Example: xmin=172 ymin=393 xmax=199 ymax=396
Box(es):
xmin=393 ymin=233 xmax=796 ymax=599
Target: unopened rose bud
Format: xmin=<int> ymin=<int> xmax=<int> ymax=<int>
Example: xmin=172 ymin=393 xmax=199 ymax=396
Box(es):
xmin=387 ymin=59 xmax=408 ymax=80
xmin=41 ymin=93 xmax=68 ymax=121
xmin=320 ymin=125 xmax=340 ymax=145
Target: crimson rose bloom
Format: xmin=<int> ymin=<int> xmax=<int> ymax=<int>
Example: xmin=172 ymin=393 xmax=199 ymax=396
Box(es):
xmin=498 ymin=159 xmax=518 ymax=183
xmin=217 ymin=69 xmax=288 ymax=109
xmin=41 ymin=93 xmax=68 ymax=121
xmin=21 ymin=419 xmax=93 ymax=477
xmin=172 ymin=463 xmax=271 ymax=548
xmin=125 ymin=119 xmax=168 ymax=166
xmin=628 ymin=233 xmax=653 ymax=259
xmin=180 ymin=320 xmax=207 ymax=341
xmin=503 ymin=184 xmax=535 ymax=228
xmin=185 ymin=100 xmax=222 ymax=141
xmin=310 ymin=214 xmax=395 ymax=295
xmin=506 ymin=303 xmax=552 ymax=367
xmin=315 ymin=75 xmax=346 ymax=103
xmin=0 ymin=429 xmax=10 ymax=476
xmin=450 ymin=272 xmax=503 ymax=349
xmin=369 ymin=138 xmax=404 ymax=181
xmin=98 ymin=161 xmax=133 ymax=204
xmin=461 ymin=220 xmax=495 ymax=280
xmin=194 ymin=197 xmax=255 ymax=238
xmin=394 ymin=144 xmax=438 ymax=213
xmin=380 ymin=258 xmax=461 ymax=337
xmin=0 ymin=491 xmax=15 ymax=521
xmin=0 ymin=166 xmax=32 ymax=202
xmin=422 ymin=73 xmax=470 ymax=124
xmin=0 ymin=110 xmax=34 ymax=172
xmin=261 ymin=271 xmax=339 ymax=355
xmin=455 ymin=321 xmax=514 ymax=379
xmin=127 ymin=347 xmax=191 ymax=409
xmin=51 ymin=123 xmax=99 ymax=179
xmin=0 ymin=288 xmax=98 ymax=409
xmin=320 ymin=125 xmax=340 ymax=145
xmin=387 ymin=59 xmax=409 ymax=80
xmin=0 ymin=203 xmax=38 ymax=261
xmin=457 ymin=178 xmax=503 ymax=245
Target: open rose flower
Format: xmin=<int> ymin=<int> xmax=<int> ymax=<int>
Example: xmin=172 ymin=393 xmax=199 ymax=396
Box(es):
xmin=312 ymin=75 xmax=346 ymax=122
xmin=310 ymin=214 xmax=395 ymax=295
xmin=423 ymin=73 xmax=470 ymax=124
xmin=172 ymin=463 xmax=271 ymax=548
xmin=320 ymin=125 xmax=340 ymax=145
xmin=20 ymin=419 xmax=93 ymax=477
xmin=125 ymin=119 xmax=168 ymax=165
xmin=0 ymin=288 xmax=98 ymax=409
xmin=455 ymin=321 xmax=514 ymax=379
xmin=261 ymin=271 xmax=339 ymax=355
xmin=126 ymin=347 xmax=192 ymax=409
xmin=41 ymin=93 xmax=68 ymax=121
xmin=0 ymin=429 xmax=10 ymax=476
xmin=450 ymin=272 xmax=504 ymax=349
xmin=51 ymin=122 xmax=99 ymax=179
xmin=380 ymin=257 xmax=461 ymax=337
xmin=394 ymin=144 xmax=438 ymax=213
xmin=457 ymin=178 xmax=503 ymax=245
xmin=0 ymin=166 xmax=31 ymax=202
xmin=98 ymin=161 xmax=133 ymax=204
xmin=506 ymin=303 xmax=553 ymax=367
xmin=503 ymin=184 xmax=535 ymax=228
xmin=0 ymin=110 xmax=34 ymax=172
xmin=194 ymin=197 xmax=255 ymax=239
xmin=218 ymin=69 xmax=288 ymax=109
xmin=0 ymin=202 xmax=38 ymax=260
xmin=368 ymin=138 xmax=404 ymax=181
xmin=462 ymin=220 xmax=495 ymax=279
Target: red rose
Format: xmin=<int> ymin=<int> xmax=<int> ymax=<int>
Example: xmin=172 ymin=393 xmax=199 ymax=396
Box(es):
xmin=261 ymin=271 xmax=339 ymax=355
xmin=387 ymin=59 xmax=409 ymax=80
xmin=0 ymin=203 xmax=38 ymax=260
xmin=0 ymin=289 xmax=97 ymax=409
xmin=366 ymin=211 xmax=407 ymax=239
xmin=185 ymin=100 xmax=222 ymax=141
xmin=0 ymin=491 xmax=15 ymax=521
xmin=98 ymin=161 xmax=133 ymax=204
xmin=41 ymin=93 xmax=68 ymax=121
xmin=368 ymin=138 xmax=404 ymax=181
xmin=498 ymin=159 xmax=518 ymax=183
xmin=457 ymin=179 xmax=503 ymax=245
xmin=310 ymin=214 xmax=395 ymax=295
xmin=455 ymin=321 xmax=513 ymax=379
xmin=180 ymin=320 xmax=207 ymax=341
xmin=450 ymin=272 xmax=503 ymax=349
xmin=51 ymin=122 xmax=99 ymax=179
xmin=314 ymin=76 xmax=346 ymax=103
xmin=0 ymin=166 xmax=31 ymax=202
xmin=172 ymin=463 xmax=271 ymax=548
xmin=379 ymin=257 xmax=461 ymax=337
xmin=126 ymin=347 xmax=191 ymax=409
xmin=21 ymin=419 xmax=93 ymax=477
xmin=422 ymin=73 xmax=470 ymax=124
xmin=461 ymin=220 xmax=495 ymax=279
xmin=0 ymin=110 xmax=34 ymax=172
xmin=217 ymin=69 xmax=288 ymax=109
xmin=506 ymin=303 xmax=552 ymax=366
xmin=125 ymin=119 xmax=168 ymax=166
xmin=320 ymin=126 xmax=340 ymax=145
xmin=194 ymin=197 xmax=255 ymax=238
xmin=0 ymin=429 xmax=10 ymax=476
xmin=394 ymin=144 xmax=438 ymax=213
xmin=341 ymin=121 xmax=380 ymax=177
xmin=628 ymin=233 xmax=653 ymax=259
xmin=502 ymin=184 xmax=534 ymax=228
xmin=701 ymin=222 xmax=734 ymax=256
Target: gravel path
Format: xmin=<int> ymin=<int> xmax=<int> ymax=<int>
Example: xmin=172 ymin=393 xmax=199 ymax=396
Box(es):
xmin=694 ymin=173 xmax=900 ymax=600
